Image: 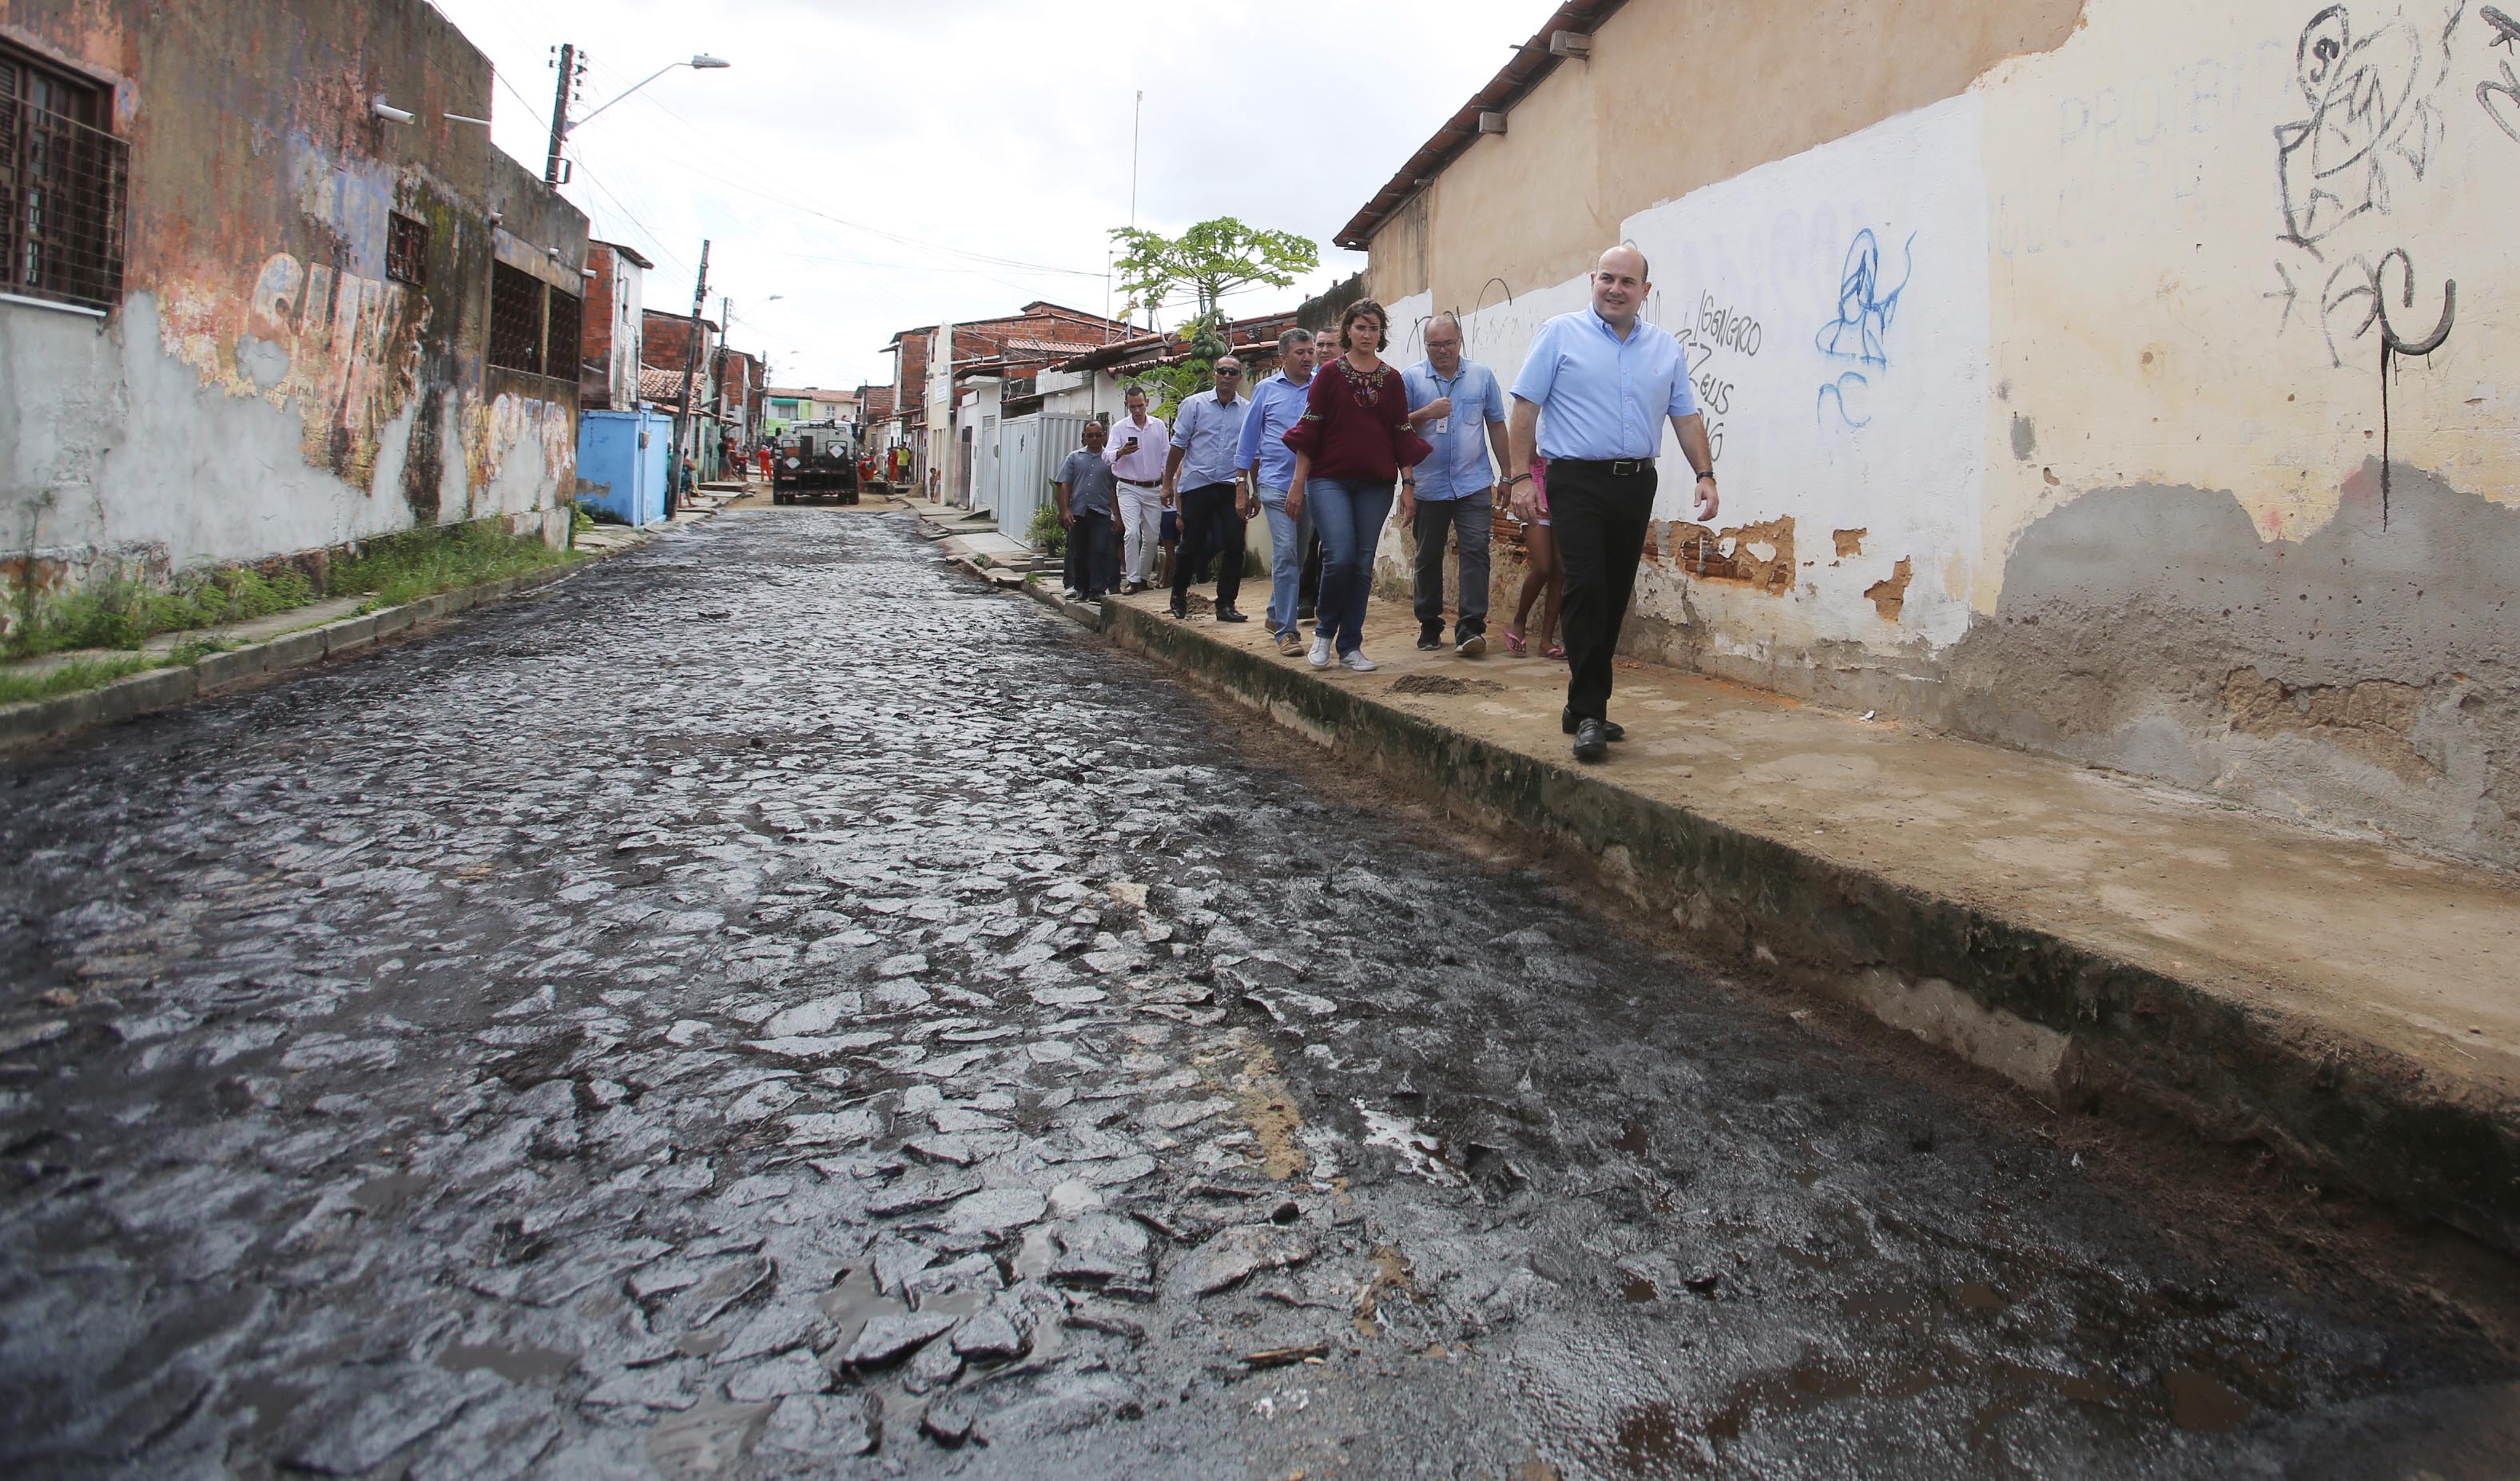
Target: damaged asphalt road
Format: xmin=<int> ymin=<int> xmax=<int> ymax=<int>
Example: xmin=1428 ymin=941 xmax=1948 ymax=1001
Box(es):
xmin=0 ymin=510 xmax=2512 ymax=1479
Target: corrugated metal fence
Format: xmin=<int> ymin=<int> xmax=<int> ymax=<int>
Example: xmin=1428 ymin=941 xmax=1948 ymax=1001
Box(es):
xmin=996 ymin=412 xmax=1089 ymax=547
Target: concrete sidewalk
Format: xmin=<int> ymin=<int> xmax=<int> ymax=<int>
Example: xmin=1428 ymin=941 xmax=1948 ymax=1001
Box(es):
xmin=1091 ymin=586 xmax=2520 ymax=1253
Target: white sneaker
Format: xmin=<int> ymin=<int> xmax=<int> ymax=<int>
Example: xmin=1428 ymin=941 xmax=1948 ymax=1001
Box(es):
xmin=1308 ymin=635 xmax=1333 ymax=667
xmin=1341 ymin=650 xmax=1378 ymax=672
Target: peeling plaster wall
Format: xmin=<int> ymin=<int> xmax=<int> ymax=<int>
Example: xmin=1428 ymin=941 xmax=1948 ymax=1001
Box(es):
xmin=0 ymin=0 xmax=587 ymax=591
xmin=1364 ymin=0 xmax=2520 ymax=866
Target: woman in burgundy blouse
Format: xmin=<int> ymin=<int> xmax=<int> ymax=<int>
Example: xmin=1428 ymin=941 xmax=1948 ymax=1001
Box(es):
xmin=1282 ymin=299 xmax=1433 ymax=671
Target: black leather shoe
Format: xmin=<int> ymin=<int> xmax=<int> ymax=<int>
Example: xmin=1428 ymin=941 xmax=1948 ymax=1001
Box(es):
xmin=1167 ymin=604 xmax=1187 ymax=619
xmin=1572 ymin=718 xmax=1609 ymax=761
xmin=1215 ymin=607 xmax=1250 ymax=623
xmin=1562 ymin=710 xmax=1625 ymax=741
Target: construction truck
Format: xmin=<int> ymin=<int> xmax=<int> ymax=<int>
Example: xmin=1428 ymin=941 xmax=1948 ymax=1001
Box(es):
xmin=772 ymin=420 xmax=859 ymax=505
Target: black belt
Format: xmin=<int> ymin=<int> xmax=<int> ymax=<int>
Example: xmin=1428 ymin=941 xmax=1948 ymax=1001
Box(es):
xmin=1552 ymin=456 xmax=1652 ymax=476
xmin=1117 ymin=476 xmax=1160 ymax=487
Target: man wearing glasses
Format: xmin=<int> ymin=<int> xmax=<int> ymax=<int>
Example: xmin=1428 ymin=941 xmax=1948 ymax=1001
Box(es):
xmin=1162 ymin=355 xmax=1254 ymax=623
xmin=1400 ymin=313 xmax=1509 ymax=656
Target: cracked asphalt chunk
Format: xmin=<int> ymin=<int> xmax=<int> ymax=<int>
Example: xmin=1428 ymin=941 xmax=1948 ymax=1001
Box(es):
xmin=1 ymin=512 xmax=2510 ymax=1479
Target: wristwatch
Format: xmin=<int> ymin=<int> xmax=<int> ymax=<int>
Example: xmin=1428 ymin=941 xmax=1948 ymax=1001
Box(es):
xmin=1693 ymin=468 xmax=1716 ymax=483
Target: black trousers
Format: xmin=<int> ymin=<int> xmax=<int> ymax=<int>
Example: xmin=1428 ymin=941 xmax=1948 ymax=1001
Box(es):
xmin=1064 ymin=509 xmax=1117 ymax=599
xmin=1548 ymin=460 xmax=1657 ymax=723
xmin=1170 ymin=482 xmax=1244 ymax=612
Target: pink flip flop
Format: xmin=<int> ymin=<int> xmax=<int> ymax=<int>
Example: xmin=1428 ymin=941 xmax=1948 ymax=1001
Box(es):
xmin=1501 ymin=626 xmax=1528 ymax=657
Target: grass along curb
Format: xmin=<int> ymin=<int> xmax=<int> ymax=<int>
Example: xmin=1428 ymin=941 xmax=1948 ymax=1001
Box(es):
xmin=0 ymin=548 xmax=600 ymax=750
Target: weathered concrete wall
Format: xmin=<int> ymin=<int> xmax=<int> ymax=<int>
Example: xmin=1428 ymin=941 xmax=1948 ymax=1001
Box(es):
xmin=1363 ymin=0 xmax=2520 ymax=868
xmin=0 ymin=0 xmax=586 ymax=591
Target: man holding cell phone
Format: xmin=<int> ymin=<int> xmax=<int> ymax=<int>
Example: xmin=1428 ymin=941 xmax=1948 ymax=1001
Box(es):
xmin=1107 ymin=385 xmax=1171 ymax=592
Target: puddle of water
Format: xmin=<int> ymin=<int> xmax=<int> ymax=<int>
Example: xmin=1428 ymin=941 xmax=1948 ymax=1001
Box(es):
xmin=815 ymin=1264 xmax=907 ymax=1351
xmin=674 ymin=1331 xmax=726 ymax=1358
xmin=435 ymin=1340 xmax=577 ymax=1383
xmin=349 ymin=1170 xmax=431 ymax=1213
xmin=649 ymin=1399 xmax=772 ymax=1481
xmin=1622 ymin=1274 xmax=1659 ymax=1304
xmin=1614 ymin=1121 xmax=1649 ymax=1156
xmin=2164 ymin=1368 xmax=2256 ymax=1433
xmin=1955 ymin=1281 xmax=2009 ymax=1312
xmin=225 ymin=1376 xmax=310 ymax=1443
xmin=1013 ymin=1225 xmax=1059 ymax=1281
xmin=1353 ymin=1101 xmax=1465 ymax=1188
xmin=913 ymin=1288 xmax=991 ymax=1320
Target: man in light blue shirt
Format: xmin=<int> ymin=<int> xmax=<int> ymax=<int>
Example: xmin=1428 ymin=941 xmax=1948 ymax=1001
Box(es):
xmin=1507 ymin=244 xmax=1724 ymax=761
xmin=1162 ymin=357 xmax=1253 ymax=622
xmin=1236 ymin=328 xmax=1320 ymax=651
xmin=1401 ymin=313 xmax=1509 ymax=656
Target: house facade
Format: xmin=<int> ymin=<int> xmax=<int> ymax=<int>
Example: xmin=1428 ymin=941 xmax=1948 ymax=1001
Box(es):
xmin=2 ymin=0 xmax=589 ymax=607
xmin=1342 ymin=0 xmax=2520 ymax=867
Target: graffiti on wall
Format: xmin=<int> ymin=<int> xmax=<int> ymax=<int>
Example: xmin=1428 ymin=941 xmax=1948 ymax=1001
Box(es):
xmin=160 ymin=250 xmax=429 ymax=492
xmin=1673 ymin=293 xmax=1761 ymax=460
xmin=1812 ymin=229 xmax=1915 ymax=430
xmin=2268 ymin=2 xmax=2466 ymax=368
xmin=2477 ymin=5 xmax=2520 ymax=137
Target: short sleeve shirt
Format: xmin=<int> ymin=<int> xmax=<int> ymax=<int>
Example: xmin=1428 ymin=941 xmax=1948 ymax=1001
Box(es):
xmin=1401 ymin=359 xmax=1507 ymax=500
xmin=1508 ymin=309 xmax=1700 ymax=461
xmin=1057 ymin=448 xmax=1117 ymax=516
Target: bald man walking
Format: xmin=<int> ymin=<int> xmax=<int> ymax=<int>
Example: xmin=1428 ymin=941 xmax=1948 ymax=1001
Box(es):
xmin=1507 ymin=245 xmax=1723 ymax=762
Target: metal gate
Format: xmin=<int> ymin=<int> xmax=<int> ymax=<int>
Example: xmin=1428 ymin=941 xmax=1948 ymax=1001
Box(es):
xmin=997 ymin=412 xmax=1088 ymax=547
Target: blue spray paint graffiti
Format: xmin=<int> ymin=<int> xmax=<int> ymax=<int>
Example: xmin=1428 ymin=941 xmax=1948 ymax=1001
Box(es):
xmin=1814 ymin=229 xmax=1916 ymax=366
xmin=1814 ymin=229 xmax=1914 ymax=428
xmin=1815 ymin=372 xmax=1871 ymax=429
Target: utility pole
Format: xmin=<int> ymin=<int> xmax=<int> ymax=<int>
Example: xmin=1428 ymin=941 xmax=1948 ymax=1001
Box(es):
xmin=671 ymin=240 xmax=710 ymax=515
xmin=718 ymin=294 xmax=733 ymax=456
xmin=543 ymin=43 xmax=582 ymax=186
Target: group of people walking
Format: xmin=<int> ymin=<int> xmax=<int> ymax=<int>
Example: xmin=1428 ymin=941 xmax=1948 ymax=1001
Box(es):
xmin=1054 ymin=243 xmax=1721 ymax=760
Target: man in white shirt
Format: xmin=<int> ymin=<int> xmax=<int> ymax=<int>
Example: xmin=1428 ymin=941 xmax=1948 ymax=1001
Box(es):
xmin=1106 ymin=386 xmax=1171 ymax=591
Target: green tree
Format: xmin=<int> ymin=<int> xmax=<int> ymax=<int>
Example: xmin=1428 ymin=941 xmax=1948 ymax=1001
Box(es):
xmin=1119 ymin=354 xmax=1211 ymax=421
xmin=1110 ymin=217 xmax=1318 ymax=336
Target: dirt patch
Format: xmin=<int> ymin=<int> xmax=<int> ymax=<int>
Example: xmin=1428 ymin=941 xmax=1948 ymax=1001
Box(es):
xmin=2224 ymin=667 xmax=2438 ymax=782
xmin=1390 ymin=674 xmax=1504 ymax=697
xmin=1222 ymin=1033 xmax=1308 ymax=1182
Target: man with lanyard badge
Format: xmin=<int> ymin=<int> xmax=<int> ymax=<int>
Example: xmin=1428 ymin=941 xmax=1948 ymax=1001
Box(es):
xmin=1507 ymin=245 xmax=1724 ymax=762
xmin=1401 ymin=313 xmax=1509 ymax=656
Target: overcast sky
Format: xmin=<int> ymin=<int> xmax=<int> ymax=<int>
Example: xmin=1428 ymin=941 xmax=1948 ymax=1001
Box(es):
xmin=427 ymin=0 xmax=1544 ymax=392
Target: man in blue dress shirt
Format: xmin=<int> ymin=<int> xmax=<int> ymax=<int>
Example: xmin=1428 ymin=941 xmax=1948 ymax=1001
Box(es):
xmin=1236 ymin=328 xmax=1321 ymax=655
xmin=1163 ymin=356 xmax=1253 ymax=622
xmin=1507 ymin=244 xmax=1724 ymax=761
xmin=1401 ymin=313 xmax=1510 ymax=656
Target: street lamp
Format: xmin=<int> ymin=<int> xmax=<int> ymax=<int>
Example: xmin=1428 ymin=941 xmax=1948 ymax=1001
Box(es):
xmin=544 ymin=51 xmax=731 ymax=185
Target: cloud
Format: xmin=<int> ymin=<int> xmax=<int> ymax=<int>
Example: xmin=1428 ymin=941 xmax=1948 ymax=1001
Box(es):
xmin=427 ymin=0 xmax=1536 ymax=387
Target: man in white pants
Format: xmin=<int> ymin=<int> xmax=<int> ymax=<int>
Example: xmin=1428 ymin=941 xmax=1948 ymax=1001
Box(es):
xmin=1107 ymin=386 xmax=1171 ymax=591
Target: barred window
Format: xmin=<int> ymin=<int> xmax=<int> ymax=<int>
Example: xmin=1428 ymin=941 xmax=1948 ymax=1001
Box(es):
xmin=1 ymin=46 xmax=127 ymax=312
xmin=544 ymin=285 xmax=580 ymax=380
xmin=487 ymin=261 xmax=544 ymax=374
xmin=385 ymin=212 xmax=426 ymax=285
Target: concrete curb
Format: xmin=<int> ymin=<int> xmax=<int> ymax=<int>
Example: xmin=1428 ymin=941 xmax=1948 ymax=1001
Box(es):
xmin=0 ymin=530 xmax=648 ymax=754
xmin=1097 ymin=597 xmax=2520 ymax=1256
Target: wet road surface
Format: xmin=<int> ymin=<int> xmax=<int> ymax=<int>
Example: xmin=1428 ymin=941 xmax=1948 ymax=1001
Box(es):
xmin=2 ymin=510 xmax=2513 ymax=1479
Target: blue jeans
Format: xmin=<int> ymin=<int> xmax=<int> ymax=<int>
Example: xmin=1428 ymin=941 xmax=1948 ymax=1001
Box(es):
xmin=1307 ymin=476 xmax=1393 ymax=655
xmin=1257 ymin=486 xmax=1311 ymax=638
